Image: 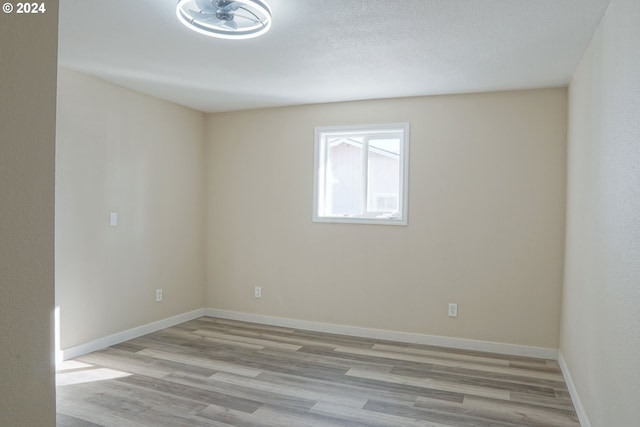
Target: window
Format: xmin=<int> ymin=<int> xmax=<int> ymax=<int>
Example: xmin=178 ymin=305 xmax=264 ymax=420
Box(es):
xmin=313 ymin=123 xmax=409 ymax=225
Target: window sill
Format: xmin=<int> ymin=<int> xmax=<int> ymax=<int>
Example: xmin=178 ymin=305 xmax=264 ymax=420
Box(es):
xmin=312 ymin=216 xmax=407 ymax=226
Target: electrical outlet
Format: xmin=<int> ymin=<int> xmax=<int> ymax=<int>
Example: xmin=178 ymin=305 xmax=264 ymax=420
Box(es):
xmin=448 ymin=303 xmax=458 ymax=317
xmin=155 ymin=289 xmax=163 ymax=302
xmin=254 ymin=286 xmax=262 ymax=298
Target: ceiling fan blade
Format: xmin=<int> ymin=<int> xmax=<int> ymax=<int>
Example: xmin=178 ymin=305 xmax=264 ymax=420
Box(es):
xmin=198 ymin=15 xmax=225 ymax=25
xmin=188 ymin=8 xmax=215 ymax=17
xmin=222 ymin=1 xmax=242 ymax=11
xmin=234 ymin=13 xmax=261 ymax=24
xmin=223 ymin=20 xmax=238 ymax=30
xmin=195 ymin=0 xmax=216 ymax=13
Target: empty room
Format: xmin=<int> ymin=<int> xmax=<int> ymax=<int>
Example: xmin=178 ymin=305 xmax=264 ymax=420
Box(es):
xmin=1 ymin=0 xmax=639 ymax=426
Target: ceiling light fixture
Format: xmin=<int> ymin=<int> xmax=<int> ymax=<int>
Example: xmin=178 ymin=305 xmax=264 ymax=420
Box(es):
xmin=176 ymin=0 xmax=272 ymax=40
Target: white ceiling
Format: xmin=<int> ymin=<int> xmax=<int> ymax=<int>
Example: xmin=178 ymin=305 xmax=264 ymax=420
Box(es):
xmin=58 ymin=0 xmax=610 ymax=113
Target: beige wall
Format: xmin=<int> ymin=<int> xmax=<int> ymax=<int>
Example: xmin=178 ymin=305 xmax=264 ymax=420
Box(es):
xmin=0 ymin=3 xmax=58 ymax=426
xmin=55 ymin=68 xmax=206 ymax=349
xmin=561 ymin=0 xmax=640 ymax=425
xmin=206 ymin=88 xmax=567 ymax=349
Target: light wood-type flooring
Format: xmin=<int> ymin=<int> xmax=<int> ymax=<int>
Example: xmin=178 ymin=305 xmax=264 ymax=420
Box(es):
xmin=56 ymin=317 xmax=579 ymax=426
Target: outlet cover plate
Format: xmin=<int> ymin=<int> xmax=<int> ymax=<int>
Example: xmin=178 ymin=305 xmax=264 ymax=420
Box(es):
xmin=448 ymin=303 xmax=458 ymax=317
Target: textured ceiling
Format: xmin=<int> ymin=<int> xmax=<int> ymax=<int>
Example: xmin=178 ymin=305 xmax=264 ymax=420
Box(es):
xmin=58 ymin=0 xmax=610 ymax=113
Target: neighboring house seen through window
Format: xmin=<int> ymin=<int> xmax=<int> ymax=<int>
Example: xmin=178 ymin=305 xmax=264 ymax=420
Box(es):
xmin=313 ymin=123 xmax=409 ymax=225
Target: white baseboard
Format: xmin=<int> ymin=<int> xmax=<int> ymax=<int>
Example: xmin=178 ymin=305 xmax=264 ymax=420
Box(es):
xmin=61 ymin=308 xmax=205 ymax=361
xmin=558 ymin=352 xmax=591 ymax=427
xmin=204 ymin=308 xmax=558 ymax=360
xmin=60 ymin=306 xmax=558 ymax=362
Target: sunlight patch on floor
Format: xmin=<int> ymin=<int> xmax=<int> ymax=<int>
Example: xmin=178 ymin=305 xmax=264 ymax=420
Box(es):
xmin=56 ymin=363 xmax=131 ymax=386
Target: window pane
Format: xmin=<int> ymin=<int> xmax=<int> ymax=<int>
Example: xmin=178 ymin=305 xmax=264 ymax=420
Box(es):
xmin=314 ymin=123 xmax=408 ymax=225
xmin=326 ymin=137 xmax=363 ymax=216
xmin=367 ymin=138 xmax=400 ymax=213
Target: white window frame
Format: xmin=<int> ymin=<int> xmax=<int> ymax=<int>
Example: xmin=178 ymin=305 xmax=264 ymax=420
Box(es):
xmin=313 ymin=123 xmax=409 ymax=226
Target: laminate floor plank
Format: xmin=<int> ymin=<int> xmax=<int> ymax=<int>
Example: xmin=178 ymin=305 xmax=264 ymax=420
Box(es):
xmin=114 ymin=374 xmax=264 ymax=413
xmin=57 ymin=412 xmax=103 ymax=427
xmin=254 ymin=369 xmax=441 ymax=406
xmin=414 ymin=395 xmax=579 ymax=427
xmin=210 ymin=371 xmax=370 ymax=409
xmin=57 ymin=317 xmax=579 ymax=426
xmin=371 ymin=344 xmax=513 ymax=367
xmin=136 ymin=348 xmax=263 ymax=377
xmin=334 ymin=347 xmax=564 ymax=382
xmin=193 ymin=329 xmax=304 ymax=351
xmin=363 ymin=399 xmax=522 ymax=427
xmin=509 ymin=392 xmax=575 ymax=411
xmin=310 ymin=401 xmax=454 ymax=427
xmin=430 ymin=365 xmax=567 ymax=389
xmin=390 ymin=367 xmax=560 ymax=398
xmin=59 ymin=376 xmax=222 ymax=426
xmin=345 ymin=368 xmax=512 ymax=401
xmin=78 ymin=347 xmax=218 ymax=379
xmin=165 ymin=371 xmax=318 ymax=411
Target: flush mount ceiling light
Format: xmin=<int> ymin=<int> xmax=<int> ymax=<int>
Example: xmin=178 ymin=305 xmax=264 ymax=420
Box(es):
xmin=176 ymin=0 xmax=272 ymax=40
